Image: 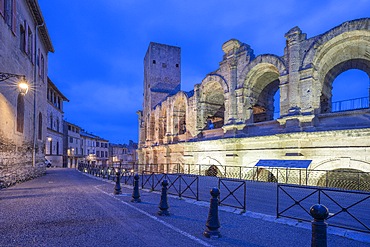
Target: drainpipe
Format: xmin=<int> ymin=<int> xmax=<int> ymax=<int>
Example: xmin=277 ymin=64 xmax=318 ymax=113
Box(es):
xmin=32 ymin=22 xmax=44 ymax=167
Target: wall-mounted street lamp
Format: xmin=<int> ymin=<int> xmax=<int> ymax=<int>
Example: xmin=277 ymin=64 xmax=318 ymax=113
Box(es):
xmin=0 ymin=72 xmax=29 ymax=95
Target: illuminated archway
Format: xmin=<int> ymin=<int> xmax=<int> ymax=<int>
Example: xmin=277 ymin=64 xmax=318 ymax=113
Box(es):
xmin=243 ymin=63 xmax=280 ymax=123
xmin=311 ymin=30 xmax=370 ymax=113
xmin=199 ymin=80 xmax=225 ymax=130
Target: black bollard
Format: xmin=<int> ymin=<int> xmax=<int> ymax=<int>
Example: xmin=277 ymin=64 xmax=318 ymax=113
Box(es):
xmin=310 ymin=204 xmax=329 ymax=247
xmin=203 ymin=187 xmax=221 ymax=238
xmin=131 ymin=174 xmax=141 ymax=202
xmin=113 ymin=171 xmax=122 ymax=195
xmin=158 ymin=180 xmax=170 ymax=216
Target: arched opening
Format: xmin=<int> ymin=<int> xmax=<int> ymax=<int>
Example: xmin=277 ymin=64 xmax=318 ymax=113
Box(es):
xmin=200 ymin=81 xmax=225 ymax=130
xmin=252 ymin=78 xmax=280 ymax=123
xmin=256 ymin=168 xmax=277 ymax=182
xmin=317 ymin=168 xmax=370 ymax=191
xmin=173 ymin=98 xmax=187 ymax=135
xmin=320 ymin=59 xmax=370 ymax=113
xmin=205 ymin=165 xmax=222 ymax=177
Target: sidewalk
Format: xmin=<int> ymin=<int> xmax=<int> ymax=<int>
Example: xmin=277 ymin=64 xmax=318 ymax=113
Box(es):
xmin=87 ymin=171 xmax=370 ymax=246
xmin=0 ymin=169 xmax=369 ymax=247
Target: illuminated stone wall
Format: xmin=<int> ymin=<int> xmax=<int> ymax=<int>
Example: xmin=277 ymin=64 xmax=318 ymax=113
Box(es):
xmin=138 ymin=18 xmax=370 ymax=179
xmin=0 ymin=0 xmax=54 ymax=187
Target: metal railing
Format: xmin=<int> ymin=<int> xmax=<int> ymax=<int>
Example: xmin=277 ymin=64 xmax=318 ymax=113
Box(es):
xmin=277 ymin=184 xmax=370 ymax=233
xmin=130 ymin=164 xmax=370 ymax=192
xmin=332 ymin=96 xmax=369 ymax=112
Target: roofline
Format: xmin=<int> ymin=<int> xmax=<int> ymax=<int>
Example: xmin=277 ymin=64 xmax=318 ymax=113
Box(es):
xmin=26 ymin=0 xmax=54 ymax=53
xmin=47 ymin=77 xmax=69 ymax=102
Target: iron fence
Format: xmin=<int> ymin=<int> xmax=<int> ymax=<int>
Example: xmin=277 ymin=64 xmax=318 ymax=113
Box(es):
xmin=277 ymin=183 xmax=370 ymax=233
xmin=130 ymin=164 xmax=370 ymax=192
xmin=218 ymin=178 xmax=246 ymax=211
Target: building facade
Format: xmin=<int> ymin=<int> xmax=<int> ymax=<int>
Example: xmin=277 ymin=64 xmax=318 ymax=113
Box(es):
xmin=64 ymin=121 xmax=82 ymax=168
xmin=138 ymin=19 xmax=370 ymax=181
xmin=109 ymin=140 xmax=138 ymax=168
xmin=0 ymin=0 xmax=54 ymax=187
xmin=80 ymin=130 xmax=109 ymax=166
xmin=45 ymin=77 xmax=68 ymax=167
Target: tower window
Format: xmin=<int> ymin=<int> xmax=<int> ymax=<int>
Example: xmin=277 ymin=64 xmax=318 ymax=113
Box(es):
xmin=152 ymin=60 xmax=156 ymax=64
xmin=176 ymin=64 xmax=179 ymax=68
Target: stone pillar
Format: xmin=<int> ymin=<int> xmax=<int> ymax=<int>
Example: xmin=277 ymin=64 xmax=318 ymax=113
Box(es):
xmin=284 ymin=26 xmax=306 ymax=115
xmin=227 ymin=57 xmax=238 ymax=124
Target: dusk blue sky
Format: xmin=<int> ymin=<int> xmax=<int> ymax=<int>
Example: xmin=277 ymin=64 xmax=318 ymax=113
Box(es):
xmin=38 ymin=0 xmax=370 ymax=144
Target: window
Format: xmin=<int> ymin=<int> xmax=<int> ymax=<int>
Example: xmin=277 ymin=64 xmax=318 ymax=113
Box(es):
xmin=105 ymin=151 xmax=108 ymax=158
xmin=101 ymin=143 xmax=104 ymax=148
xmin=152 ymin=60 xmax=156 ymax=64
xmin=56 ymin=142 xmax=59 ymax=155
xmin=56 ymin=118 xmax=59 ymax=132
xmin=96 ymin=151 xmax=100 ymax=157
xmin=41 ymin=54 xmax=45 ymax=80
xmin=96 ymin=141 xmax=100 ymax=147
xmin=16 ymin=93 xmax=24 ymax=133
xmin=49 ymin=141 xmax=52 ymax=155
xmin=27 ymin=27 xmax=33 ymax=60
xmin=50 ymin=115 xmax=53 ymax=129
xmin=69 ymin=137 xmax=73 ymax=143
xmin=176 ymin=64 xmax=179 ymax=68
xmin=4 ymin=0 xmax=16 ymax=34
xmin=68 ymin=125 xmax=71 ymax=131
xmin=38 ymin=112 xmax=42 ymax=140
xmin=0 ymin=0 xmax=4 ymax=17
xmin=20 ymin=24 xmax=25 ymax=52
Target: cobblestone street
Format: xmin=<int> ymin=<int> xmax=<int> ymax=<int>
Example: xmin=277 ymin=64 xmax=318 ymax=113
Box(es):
xmin=0 ymin=169 xmax=369 ymax=247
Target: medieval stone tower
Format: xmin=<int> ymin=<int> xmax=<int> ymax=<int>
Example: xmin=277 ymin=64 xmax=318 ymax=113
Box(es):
xmin=139 ymin=42 xmax=181 ymax=144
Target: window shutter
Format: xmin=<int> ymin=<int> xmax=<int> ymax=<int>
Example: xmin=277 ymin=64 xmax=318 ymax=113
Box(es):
xmin=24 ymin=21 xmax=28 ymax=54
xmin=0 ymin=0 xmax=4 ymax=17
xmin=11 ymin=0 xmax=16 ymax=35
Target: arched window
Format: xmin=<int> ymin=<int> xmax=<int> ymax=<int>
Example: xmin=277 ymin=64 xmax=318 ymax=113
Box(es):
xmin=16 ymin=93 xmax=25 ymax=133
xmin=38 ymin=112 xmax=42 ymax=140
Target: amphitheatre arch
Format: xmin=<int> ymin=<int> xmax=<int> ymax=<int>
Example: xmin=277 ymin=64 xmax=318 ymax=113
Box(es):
xmin=171 ymin=93 xmax=189 ymax=135
xmin=311 ymin=30 xmax=370 ymax=113
xmin=241 ymin=62 xmax=282 ymax=123
xmin=198 ymin=75 xmax=226 ymax=130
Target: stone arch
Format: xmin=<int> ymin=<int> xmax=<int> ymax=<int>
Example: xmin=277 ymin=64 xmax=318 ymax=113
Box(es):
xmin=302 ymin=18 xmax=370 ymax=70
xmin=171 ymin=92 xmax=189 ymax=135
xmin=310 ymin=158 xmax=370 ymax=173
xmin=198 ymin=156 xmax=224 ymax=177
xmin=201 ymin=74 xmax=229 ymax=93
xmin=310 ymin=28 xmax=370 ymax=113
xmin=238 ymin=54 xmax=287 ymax=88
xmin=198 ymin=75 xmax=226 ymax=130
xmin=242 ymin=62 xmax=282 ymax=123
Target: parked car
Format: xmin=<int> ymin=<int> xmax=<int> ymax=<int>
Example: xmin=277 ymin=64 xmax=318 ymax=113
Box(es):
xmin=44 ymin=159 xmax=52 ymax=168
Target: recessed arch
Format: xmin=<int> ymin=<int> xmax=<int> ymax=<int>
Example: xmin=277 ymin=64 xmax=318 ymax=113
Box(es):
xmin=311 ymin=30 xmax=370 ymax=113
xmin=243 ymin=63 xmax=281 ymax=123
xmin=171 ymin=92 xmax=189 ymax=135
xmin=199 ymin=79 xmax=225 ymax=130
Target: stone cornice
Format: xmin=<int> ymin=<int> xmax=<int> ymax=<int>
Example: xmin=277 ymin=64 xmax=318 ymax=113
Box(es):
xmin=26 ymin=0 xmax=54 ymax=53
